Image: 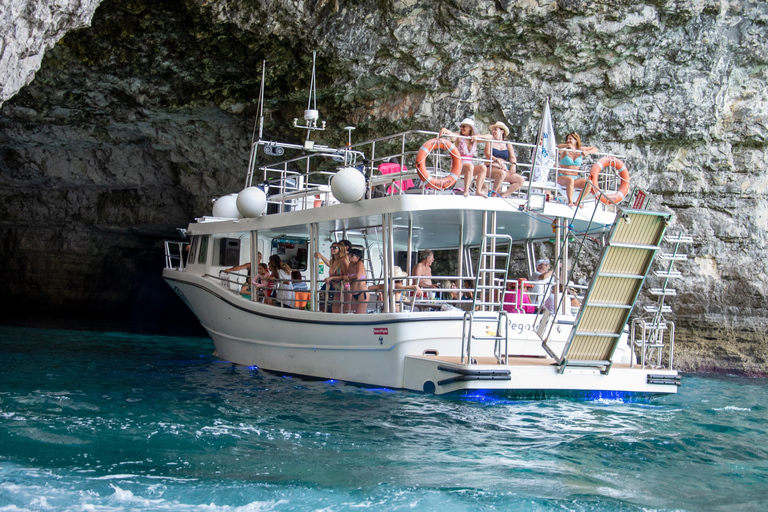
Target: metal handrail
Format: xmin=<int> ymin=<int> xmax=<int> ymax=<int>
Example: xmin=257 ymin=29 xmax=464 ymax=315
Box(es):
xmin=163 ymin=241 xmax=189 ymax=270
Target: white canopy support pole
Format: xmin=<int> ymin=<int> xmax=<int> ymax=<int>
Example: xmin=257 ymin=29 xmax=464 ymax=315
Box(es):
xmin=310 ymin=223 xmax=318 ymax=312
xmin=387 ymin=213 xmax=396 ymax=313
xmin=381 ymin=214 xmax=391 ymax=313
xmin=406 ymin=218 xmax=413 ymax=284
xmin=250 ymin=230 xmax=258 ymax=302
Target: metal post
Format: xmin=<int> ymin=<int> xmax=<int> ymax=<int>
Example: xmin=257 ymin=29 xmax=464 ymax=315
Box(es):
xmin=554 ymin=219 xmax=561 ymax=314
xmin=387 ymin=213 xmax=396 ymax=313
xmin=407 ymin=218 xmax=413 ymax=284
xmin=381 ymin=214 xmax=390 ymax=313
xmin=490 ymin=211 xmax=498 ymax=308
xmin=310 ymin=223 xmax=317 ymax=311
xmin=481 ymin=211 xmax=488 ymax=310
xmin=250 ymin=230 xmax=258 ymax=302
xmin=458 ymin=221 xmax=464 ymax=297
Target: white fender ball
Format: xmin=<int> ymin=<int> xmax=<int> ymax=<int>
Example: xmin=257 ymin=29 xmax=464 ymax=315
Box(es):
xmin=331 ymin=167 xmax=365 ymax=204
xmin=236 ymin=187 xmax=267 ymax=217
xmin=212 ymin=193 xmax=243 ymax=219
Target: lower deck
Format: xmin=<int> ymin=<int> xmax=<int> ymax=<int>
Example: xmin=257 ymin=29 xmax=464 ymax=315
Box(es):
xmin=403 ymin=354 xmax=680 ymax=395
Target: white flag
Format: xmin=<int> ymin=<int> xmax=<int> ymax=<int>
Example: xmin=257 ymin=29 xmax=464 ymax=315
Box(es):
xmin=532 ymin=100 xmax=557 ymax=184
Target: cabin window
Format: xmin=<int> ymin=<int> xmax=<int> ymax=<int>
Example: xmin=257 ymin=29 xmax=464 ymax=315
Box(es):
xmin=271 ymin=238 xmax=308 ymax=271
xmin=188 ymin=236 xmax=199 ymax=264
xmin=197 ymin=235 xmax=209 ymax=264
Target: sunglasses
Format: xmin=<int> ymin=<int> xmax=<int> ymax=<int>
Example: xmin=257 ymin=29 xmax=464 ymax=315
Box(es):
xmin=331 ymin=246 xmax=339 ymax=249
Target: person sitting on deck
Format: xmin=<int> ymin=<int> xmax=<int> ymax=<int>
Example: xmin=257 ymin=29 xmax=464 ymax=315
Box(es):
xmin=438 ymin=118 xmax=490 ymax=197
xmin=542 ymin=284 xmax=581 ymax=315
xmin=502 ymin=280 xmax=536 ymax=314
xmin=224 ymin=252 xmax=262 ymax=295
xmin=485 ymin=121 xmax=525 ymax=198
xmin=368 ymin=267 xmax=423 ymax=312
xmin=251 ymin=263 xmax=274 ymax=304
xmin=557 ymin=132 xmax=599 ymax=207
xmin=291 ymin=270 xmax=308 ymax=290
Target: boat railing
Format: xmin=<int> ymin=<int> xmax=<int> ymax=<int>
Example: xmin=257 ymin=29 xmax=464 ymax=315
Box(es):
xmin=163 ymin=240 xmax=189 ymax=270
xmin=203 ymin=264 xmax=555 ymax=317
xmin=251 ymin=127 xmax=631 ymax=214
xmin=216 ymin=270 xmax=249 ymax=292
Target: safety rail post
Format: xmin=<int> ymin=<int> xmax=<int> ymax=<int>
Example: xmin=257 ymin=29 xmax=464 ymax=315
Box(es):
xmin=461 ymin=311 xmax=473 ymax=364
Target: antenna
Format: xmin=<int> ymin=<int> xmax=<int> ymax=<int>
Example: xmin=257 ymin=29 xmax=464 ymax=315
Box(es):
xmin=258 ymin=60 xmax=266 ymax=140
xmin=293 ymin=51 xmax=326 ymax=147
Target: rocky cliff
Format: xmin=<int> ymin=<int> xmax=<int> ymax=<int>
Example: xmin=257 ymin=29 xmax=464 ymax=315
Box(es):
xmin=1 ymin=0 xmax=766 ymax=372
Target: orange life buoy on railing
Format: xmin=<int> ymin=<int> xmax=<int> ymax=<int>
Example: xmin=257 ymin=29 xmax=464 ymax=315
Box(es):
xmin=589 ymin=156 xmax=630 ymax=205
xmin=415 ymin=138 xmax=463 ymax=190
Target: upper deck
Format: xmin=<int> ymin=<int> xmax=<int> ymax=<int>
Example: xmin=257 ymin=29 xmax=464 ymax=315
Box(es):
xmin=188 ymin=128 xmax=631 ymax=246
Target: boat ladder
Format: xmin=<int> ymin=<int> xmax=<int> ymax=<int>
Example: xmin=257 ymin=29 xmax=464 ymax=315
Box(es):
xmin=461 ymin=228 xmax=513 ymax=365
xmin=541 ymin=209 xmax=673 ymax=374
xmin=630 ymin=233 xmax=692 ymax=369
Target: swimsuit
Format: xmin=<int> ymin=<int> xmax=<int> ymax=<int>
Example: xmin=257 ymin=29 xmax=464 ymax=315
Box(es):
xmin=457 ymin=138 xmax=477 ymax=162
xmin=559 ymin=154 xmax=583 ymax=167
xmin=492 ymin=148 xmax=510 ymax=161
xmin=352 ymin=291 xmax=369 ymax=301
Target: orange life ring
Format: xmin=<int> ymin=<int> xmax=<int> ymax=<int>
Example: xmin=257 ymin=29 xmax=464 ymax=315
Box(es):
xmin=415 ymin=138 xmax=463 ymax=190
xmin=589 ymin=156 xmax=630 ymax=205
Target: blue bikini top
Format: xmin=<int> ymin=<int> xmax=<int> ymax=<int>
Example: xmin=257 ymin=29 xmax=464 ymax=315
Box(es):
xmin=559 ymin=154 xmax=582 ymax=167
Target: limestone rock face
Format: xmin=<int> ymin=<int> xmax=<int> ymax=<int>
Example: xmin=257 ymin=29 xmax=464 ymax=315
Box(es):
xmin=1 ymin=0 xmax=102 ymax=103
xmin=1 ymin=0 xmax=767 ymax=372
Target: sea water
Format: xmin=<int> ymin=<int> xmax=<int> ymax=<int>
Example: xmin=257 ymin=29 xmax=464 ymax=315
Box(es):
xmin=1 ymin=325 xmax=767 ymax=511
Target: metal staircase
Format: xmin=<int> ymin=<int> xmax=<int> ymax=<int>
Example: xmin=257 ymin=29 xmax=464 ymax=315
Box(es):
xmin=461 ymin=214 xmax=512 ymax=365
xmin=630 ymin=233 xmax=692 ymax=369
xmin=541 ymin=209 xmax=673 ymax=374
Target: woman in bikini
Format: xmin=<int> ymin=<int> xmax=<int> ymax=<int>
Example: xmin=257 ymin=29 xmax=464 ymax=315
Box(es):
xmin=346 ymin=248 xmax=369 ymax=314
xmin=439 ymin=118 xmax=489 ymax=197
xmin=557 ymin=132 xmax=598 ymax=207
xmin=485 ymin=121 xmax=524 ymax=198
xmin=314 ymin=243 xmax=348 ymax=313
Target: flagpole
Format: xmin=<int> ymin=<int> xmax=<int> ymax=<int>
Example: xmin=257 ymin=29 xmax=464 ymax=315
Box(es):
xmin=526 ymin=97 xmax=549 ymax=210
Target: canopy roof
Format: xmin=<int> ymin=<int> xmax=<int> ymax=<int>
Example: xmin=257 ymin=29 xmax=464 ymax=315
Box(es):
xmin=189 ymin=195 xmax=616 ymax=250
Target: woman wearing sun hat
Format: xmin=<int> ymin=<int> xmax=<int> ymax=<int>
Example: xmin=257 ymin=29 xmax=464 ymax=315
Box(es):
xmin=485 ymin=121 xmax=525 ymax=198
xmin=438 ymin=118 xmax=489 ymax=197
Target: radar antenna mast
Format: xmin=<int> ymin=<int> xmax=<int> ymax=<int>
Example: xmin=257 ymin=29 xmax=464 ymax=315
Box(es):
xmin=293 ymin=51 xmax=326 ymax=148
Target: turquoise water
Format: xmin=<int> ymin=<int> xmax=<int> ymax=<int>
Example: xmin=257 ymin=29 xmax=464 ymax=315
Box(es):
xmin=1 ymin=326 xmax=767 ymax=511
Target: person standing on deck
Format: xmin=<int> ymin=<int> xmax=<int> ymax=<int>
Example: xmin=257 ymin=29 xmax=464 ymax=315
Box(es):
xmin=315 ymin=243 xmax=349 ymax=313
xmin=411 ymin=250 xmax=437 ymax=291
xmin=530 ymin=258 xmax=554 ymax=306
xmin=346 ymin=248 xmax=369 ymax=314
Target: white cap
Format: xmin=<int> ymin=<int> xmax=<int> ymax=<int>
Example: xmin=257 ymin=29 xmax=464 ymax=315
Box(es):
xmin=536 ymin=258 xmax=550 ymax=267
xmin=457 ymin=118 xmax=475 ymax=128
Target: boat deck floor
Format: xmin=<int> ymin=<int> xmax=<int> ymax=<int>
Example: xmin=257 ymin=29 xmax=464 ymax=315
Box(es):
xmin=417 ymin=355 xmax=633 ymax=370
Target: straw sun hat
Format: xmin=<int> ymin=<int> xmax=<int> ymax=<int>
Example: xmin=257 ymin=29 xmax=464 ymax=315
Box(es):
xmin=488 ymin=121 xmax=510 ymax=137
xmin=392 ymin=266 xmax=408 ymax=279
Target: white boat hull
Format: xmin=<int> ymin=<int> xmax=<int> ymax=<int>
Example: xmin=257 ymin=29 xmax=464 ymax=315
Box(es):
xmin=165 ymin=272 xmax=678 ymax=396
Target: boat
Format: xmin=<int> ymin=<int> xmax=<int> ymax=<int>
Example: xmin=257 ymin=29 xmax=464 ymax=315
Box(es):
xmin=162 ymin=65 xmax=682 ymax=396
